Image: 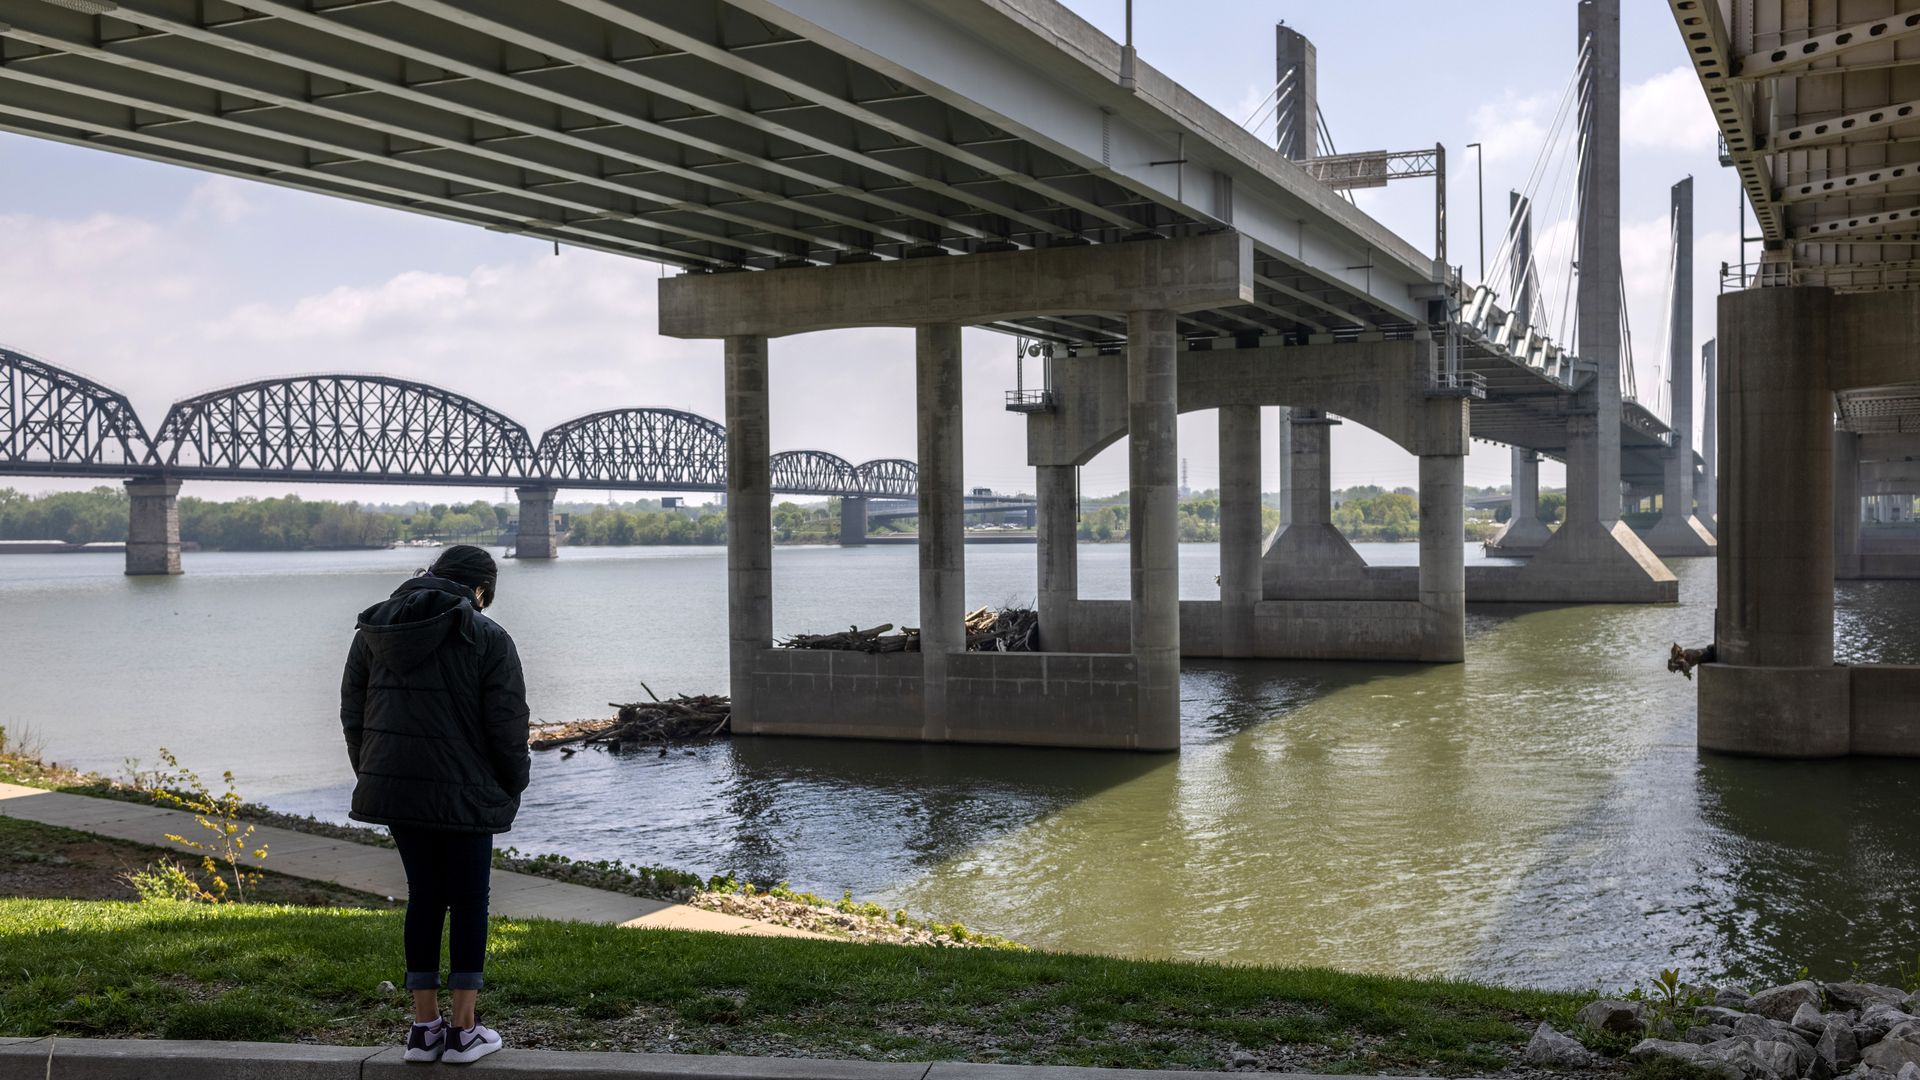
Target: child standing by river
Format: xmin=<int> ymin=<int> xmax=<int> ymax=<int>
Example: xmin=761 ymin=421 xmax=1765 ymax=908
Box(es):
xmin=339 ymin=545 xmax=530 ymax=1065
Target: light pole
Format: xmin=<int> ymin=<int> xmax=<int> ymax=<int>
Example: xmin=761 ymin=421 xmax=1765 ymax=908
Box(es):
xmin=1466 ymin=142 xmax=1485 ymax=281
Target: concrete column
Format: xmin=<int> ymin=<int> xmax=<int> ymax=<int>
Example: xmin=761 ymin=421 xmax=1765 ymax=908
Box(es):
xmin=1218 ymin=404 xmax=1262 ymax=657
xmin=514 ymin=486 xmax=558 ymax=559
xmin=724 ymin=335 xmax=772 ymax=732
xmin=1036 ymin=464 xmax=1078 ymax=651
xmin=1644 ymin=178 xmax=1715 ymax=557
xmin=1716 ymin=287 xmax=1833 ymax=668
xmin=917 ymin=323 xmax=964 ymax=743
xmin=1276 ymin=407 xmax=1293 ymax=529
xmin=1289 ymin=408 xmax=1334 ymax=526
xmin=1576 ymin=0 xmax=1623 ymax=526
xmin=1701 ymin=339 xmax=1718 ymax=535
xmin=1128 ymin=309 xmax=1180 ymax=751
xmin=1418 ymin=454 xmax=1466 ymax=662
xmin=1835 ymin=429 xmax=1862 ymax=581
xmin=1493 ymin=446 xmax=1552 ymax=550
xmin=838 ymin=496 xmax=868 ymax=546
xmin=124 ymin=478 xmax=182 ymax=576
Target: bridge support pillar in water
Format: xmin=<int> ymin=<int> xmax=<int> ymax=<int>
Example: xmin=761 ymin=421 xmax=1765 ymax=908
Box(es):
xmin=514 ymin=487 xmax=558 ymax=559
xmin=917 ymin=323 xmax=965 ymax=743
xmin=1036 ymin=464 xmax=1078 ymax=651
xmin=662 ymin=231 xmax=1252 ymax=750
xmin=838 ymin=496 xmax=868 ymax=546
xmin=724 ymin=334 xmax=773 ymax=734
xmin=1486 ymin=447 xmax=1551 ymax=553
xmin=1700 ymin=285 xmax=1920 ymax=759
xmin=1128 ymin=310 xmax=1181 ymax=750
xmin=1217 ymin=404 xmax=1262 ymax=658
xmin=124 ymin=478 xmax=182 ymax=576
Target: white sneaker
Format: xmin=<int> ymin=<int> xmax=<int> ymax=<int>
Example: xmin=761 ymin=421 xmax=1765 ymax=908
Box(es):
xmin=443 ymin=1021 xmax=503 ymax=1065
xmin=402 ymin=1018 xmax=446 ymax=1062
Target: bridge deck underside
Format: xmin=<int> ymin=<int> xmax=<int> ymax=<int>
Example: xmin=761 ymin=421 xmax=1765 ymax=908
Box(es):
xmin=0 ymin=0 xmax=1671 ymax=463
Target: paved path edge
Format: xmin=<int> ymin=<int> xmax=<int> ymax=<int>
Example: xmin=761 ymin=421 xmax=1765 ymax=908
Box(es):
xmin=0 ymin=1037 xmax=1385 ymax=1080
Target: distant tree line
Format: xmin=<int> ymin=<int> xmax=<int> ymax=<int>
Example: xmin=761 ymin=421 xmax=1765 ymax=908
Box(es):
xmin=0 ymin=488 xmax=506 ymax=550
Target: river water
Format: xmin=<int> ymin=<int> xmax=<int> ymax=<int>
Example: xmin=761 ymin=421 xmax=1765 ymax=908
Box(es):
xmin=2 ymin=543 xmax=1916 ymax=990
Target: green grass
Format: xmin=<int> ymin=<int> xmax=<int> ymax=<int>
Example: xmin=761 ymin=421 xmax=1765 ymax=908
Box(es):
xmin=0 ymin=898 xmax=1586 ymax=1072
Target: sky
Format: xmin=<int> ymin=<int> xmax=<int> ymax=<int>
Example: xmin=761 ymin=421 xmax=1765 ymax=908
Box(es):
xmin=0 ymin=1 xmax=1734 ymax=506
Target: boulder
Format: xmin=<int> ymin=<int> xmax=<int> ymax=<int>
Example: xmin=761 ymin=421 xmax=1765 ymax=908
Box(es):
xmin=1821 ymin=1018 xmax=1864 ymax=1072
xmin=1899 ymin=1062 xmax=1920 ymax=1080
xmin=1749 ymin=982 xmax=1824 ymax=1022
xmin=1579 ymin=998 xmax=1645 ymax=1035
xmin=1796 ymin=1003 xmax=1837 ymax=1036
xmin=1690 ymin=1024 xmax=1738 ymax=1045
xmin=1633 ymin=1037 xmax=1741 ymax=1078
xmin=1704 ymin=1036 xmax=1803 ymax=1080
xmin=1700 ymin=1006 xmax=1751 ymax=1025
xmin=1717 ymin=986 xmax=1755 ymax=1008
xmin=1892 ymin=1022 xmax=1920 ymax=1044
xmin=1864 ymin=1037 xmax=1920 ymax=1074
xmin=1736 ymin=1013 xmax=1804 ymax=1047
xmin=1829 ymin=984 xmax=1911 ymax=1012
xmin=1862 ymin=1005 xmax=1912 ymax=1041
xmin=1525 ymin=1022 xmax=1597 ymax=1068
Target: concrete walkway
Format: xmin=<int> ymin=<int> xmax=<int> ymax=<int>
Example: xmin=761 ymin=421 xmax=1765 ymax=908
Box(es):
xmin=0 ymin=1038 xmax=1342 ymax=1080
xmin=0 ymin=783 xmax=826 ymax=939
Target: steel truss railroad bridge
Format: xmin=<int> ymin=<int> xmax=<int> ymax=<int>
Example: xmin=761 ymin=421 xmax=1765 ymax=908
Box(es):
xmin=0 ymin=346 xmax=916 ymax=498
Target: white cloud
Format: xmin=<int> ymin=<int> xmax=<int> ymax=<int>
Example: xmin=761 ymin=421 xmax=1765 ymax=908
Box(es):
xmin=182 ymin=177 xmax=261 ymax=225
xmin=1467 ymin=90 xmax=1558 ymax=166
xmin=1623 ymin=66 xmax=1719 ymax=153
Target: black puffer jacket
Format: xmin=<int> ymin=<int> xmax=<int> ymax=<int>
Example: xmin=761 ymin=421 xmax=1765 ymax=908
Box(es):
xmin=340 ymin=575 xmax=530 ymax=834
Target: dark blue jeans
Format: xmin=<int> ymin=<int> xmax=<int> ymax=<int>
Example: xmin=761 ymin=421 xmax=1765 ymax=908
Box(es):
xmin=390 ymin=827 xmax=493 ymax=991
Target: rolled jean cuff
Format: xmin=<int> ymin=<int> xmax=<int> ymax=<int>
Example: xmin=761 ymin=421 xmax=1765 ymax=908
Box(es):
xmin=403 ymin=971 xmax=440 ymax=991
xmin=449 ymin=971 xmax=485 ymax=991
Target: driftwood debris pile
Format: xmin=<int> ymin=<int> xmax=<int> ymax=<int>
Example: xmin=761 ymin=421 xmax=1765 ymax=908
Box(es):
xmin=779 ymin=606 xmax=1038 ymax=654
xmin=531 ymin=688 xmax=730 ymax=754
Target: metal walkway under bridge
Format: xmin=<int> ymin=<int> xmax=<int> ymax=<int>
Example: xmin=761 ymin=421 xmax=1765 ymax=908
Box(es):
xmin=0 ymin=346 xmax=916 ymax=498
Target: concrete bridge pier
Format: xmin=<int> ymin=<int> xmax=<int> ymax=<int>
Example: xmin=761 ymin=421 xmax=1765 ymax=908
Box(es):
xmin=1418 ymin=452 xmax=1467 ymax=662
xmin=1698 ymin=285 xmax=1920 ymax=758
xmin=918 ymin=323 xmax=965 ymax=743
xmin=1487 ymin=447 xmax=1551 ymax=552
xmin=1835 ymin=431 xmax=1862 ymax=581
xmin=1217 ymin=404 xmax=1262 ymax=658
xmin=514 ymin=486 xmax=559 ymax=559
xmin=124 ymin=478 xmax=182 ymax=576
xmin=1261 ymin=410 xmax=1366 ymax=587
xmin=838 ymin=496 xmax=868 ymax=546
xmin=724 ymin=334 xmax=773 ymax=734
xmin=1129 ymin=310 xmax=1182 ymax=748
xmin=661 ymin=231 xmax=1251 ymax=751
xmin=1036 ymin=464 xmax=1078 ymax=651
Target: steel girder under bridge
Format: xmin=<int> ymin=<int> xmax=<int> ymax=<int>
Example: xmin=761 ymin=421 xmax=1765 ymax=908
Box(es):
xmin=0 ymin=348 xmax=915 ymax=498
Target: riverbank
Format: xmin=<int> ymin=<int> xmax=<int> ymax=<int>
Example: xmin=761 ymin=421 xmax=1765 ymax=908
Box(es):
xmin=0 ymin=737 xmax=1012 ymax=949
xmin=0 ymin=896 xmax=1599 ymax=1074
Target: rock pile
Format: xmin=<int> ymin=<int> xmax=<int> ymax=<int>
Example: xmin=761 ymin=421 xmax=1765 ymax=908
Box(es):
xmin=1528 ymin=980 xmax=1920 ymax=1080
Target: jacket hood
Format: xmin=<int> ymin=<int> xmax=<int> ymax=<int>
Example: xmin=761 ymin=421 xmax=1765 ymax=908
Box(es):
xmin=355 ymin=575 xmax=475 ymax=672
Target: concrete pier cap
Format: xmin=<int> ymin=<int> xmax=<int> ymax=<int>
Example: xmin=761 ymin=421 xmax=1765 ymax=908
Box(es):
xmin=657 ymin=232 xmax=1254 ymax=338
